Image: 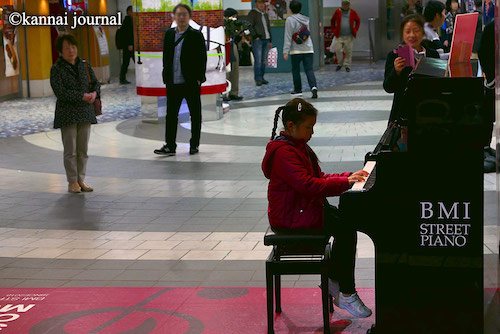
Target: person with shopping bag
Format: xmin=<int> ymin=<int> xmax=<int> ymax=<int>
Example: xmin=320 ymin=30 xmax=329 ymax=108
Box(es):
xmin=248 ymin=0 xmax=272 ymax=86
xmin=283 ymin=0 xmax=318 ymax=99
xmin=331 ymin=0 xmax=360 ymax=72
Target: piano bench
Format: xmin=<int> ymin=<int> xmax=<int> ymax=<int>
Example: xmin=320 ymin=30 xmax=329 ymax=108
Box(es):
xmin=264 ymin=226 xmax=334 ymax=334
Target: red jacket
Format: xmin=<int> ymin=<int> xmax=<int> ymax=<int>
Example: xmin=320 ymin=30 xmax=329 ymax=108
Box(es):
xmin=262 ymin=132 xmax=351 ymax=230
xmin=331 ymin=8 xmax=361 ymax=38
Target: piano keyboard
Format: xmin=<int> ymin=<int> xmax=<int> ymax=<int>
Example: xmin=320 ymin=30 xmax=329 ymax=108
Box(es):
xmin=352 ymin=161 xmax=376 ymax=191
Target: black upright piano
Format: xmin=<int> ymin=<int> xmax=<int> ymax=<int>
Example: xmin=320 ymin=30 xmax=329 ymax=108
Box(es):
xmin=340 ymin=59 xmax=486 ymax=334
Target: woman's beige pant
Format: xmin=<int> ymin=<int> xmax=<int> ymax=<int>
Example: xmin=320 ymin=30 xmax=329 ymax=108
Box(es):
xmin=61 ymin=123 xmax=91 ymax=183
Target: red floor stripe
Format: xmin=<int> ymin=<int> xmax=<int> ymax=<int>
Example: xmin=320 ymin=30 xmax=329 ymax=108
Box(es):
xmin=1 ymin=287 xmax=497 ymax=333
xmin=0 ymin=287 xmax=376 ymax=333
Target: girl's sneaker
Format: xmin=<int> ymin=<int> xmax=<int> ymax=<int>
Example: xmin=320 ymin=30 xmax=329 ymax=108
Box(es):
xmin=336 ymin=292 xmax=372 ymax=318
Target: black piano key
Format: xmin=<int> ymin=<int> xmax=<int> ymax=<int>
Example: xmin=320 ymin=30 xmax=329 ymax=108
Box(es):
xmin=363 ymin=167 xmax=376 ymax=190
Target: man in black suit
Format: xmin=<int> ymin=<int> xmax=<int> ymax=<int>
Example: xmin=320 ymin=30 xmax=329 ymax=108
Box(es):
xmin=120 ymin=6 xmax=134 ymax=84
xmin=154 ymin=4 xmax=207 ymax=156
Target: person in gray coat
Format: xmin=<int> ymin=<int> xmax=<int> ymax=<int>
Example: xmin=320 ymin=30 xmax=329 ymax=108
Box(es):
xmin=50 ymin=33 xmax=101 ymax=193
xmin=283 ymin=0 xmax=318 ymax=98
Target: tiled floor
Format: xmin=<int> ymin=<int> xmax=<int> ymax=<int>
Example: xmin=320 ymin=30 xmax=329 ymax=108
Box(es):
xmin=0 ymin=73 xmax=498 ymax=280
xmin=0 ymin=63 xmax=498 ymax=333
xmin=0 ymin=63 xmax=385 ymax=139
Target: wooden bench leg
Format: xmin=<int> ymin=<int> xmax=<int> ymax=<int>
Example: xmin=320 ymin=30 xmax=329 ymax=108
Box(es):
xmin=325 ymin=242 xmax=334 ymax=315
xmin=266 ymin=261 xmax=275 ymax=334
xmin=321 ymin=273 xmax=331 ymax=334
xmin=275 ymin=274 xmax=282 ymax=313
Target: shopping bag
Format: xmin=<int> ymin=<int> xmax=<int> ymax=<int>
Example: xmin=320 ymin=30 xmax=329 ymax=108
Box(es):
xmin=328 ymin=36 xmax=336 ymax=53
xmin=266 ymin=47 xmax=278 ymax=68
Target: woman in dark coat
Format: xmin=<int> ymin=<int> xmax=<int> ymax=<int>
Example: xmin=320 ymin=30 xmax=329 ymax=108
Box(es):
xmin=50 ymin=34 xmax=100 ymax=193
xmin=384 ymin=14 xmax=440 ymax=123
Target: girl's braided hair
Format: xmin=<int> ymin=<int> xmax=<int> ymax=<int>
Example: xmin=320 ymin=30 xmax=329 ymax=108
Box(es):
xmin=270 ymin=98 xmax=318 ymax=140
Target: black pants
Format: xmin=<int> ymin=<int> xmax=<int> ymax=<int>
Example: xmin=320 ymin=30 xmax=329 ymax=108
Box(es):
xmin=165 ymin=83 xmax=202 ymax=150
xmin=482 ymin=87 xmax=495 ymax=146
xmin=322 ymin=205 xmax=357 ymax=294
xmin=120 ymin=48 xmax=135 ymax=81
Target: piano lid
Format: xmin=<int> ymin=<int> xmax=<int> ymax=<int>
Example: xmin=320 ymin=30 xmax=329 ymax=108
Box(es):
xmin=411 ymin=57 xmax=448 ymax=77
xmin=411 ymin=57 xmax=479 ymax=78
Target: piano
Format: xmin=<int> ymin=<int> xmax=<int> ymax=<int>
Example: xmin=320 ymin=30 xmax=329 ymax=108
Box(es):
xmin=339 ymin=61 xmax=486 ymax=334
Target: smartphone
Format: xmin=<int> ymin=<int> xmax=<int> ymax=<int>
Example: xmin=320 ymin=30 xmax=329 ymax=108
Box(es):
xmin=396 ymin=44 xmax=415 ymax=68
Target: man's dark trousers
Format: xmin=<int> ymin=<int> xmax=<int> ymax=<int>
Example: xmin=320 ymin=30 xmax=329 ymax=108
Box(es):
xmin=120 ymin=48 xmax=135 ymax=82
xmin=165 ymin=83 xmax=202 ymax=151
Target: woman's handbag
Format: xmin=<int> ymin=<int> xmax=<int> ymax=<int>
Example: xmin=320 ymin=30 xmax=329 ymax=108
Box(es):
xmin=84 ymin=61 xmax=102 ymax=116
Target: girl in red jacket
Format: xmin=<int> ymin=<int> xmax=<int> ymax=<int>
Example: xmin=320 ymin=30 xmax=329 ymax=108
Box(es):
xmin=262 ymin=98 xmax=372 ymax=318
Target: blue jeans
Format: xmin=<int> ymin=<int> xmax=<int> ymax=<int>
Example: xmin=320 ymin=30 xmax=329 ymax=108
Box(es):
xmin=252 ymin=39 xmax=270 ymax=82
xmin=291 ymin=53 xmax=317 ymax=93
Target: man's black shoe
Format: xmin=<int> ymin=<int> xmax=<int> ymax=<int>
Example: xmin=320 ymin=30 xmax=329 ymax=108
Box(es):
xmin=223 ymin=95 xmax=231 ymax=102
xmin=336 ymin=66 xmax=342 ymax=72
xmin=189 ymin=147 xmax=199 ymax=155
xmin=120 ymin=80 xmax=131 ymax=84
xmin=229 ymin=95 xmax=243 ymax=101
xmin=256 ymin=81 xmax=263 ymax=86
xmin=262 ymin=79 xmax=269 ymax=84
xmin=154 ymin=145 xmax=176 ymax=156
xmin=345 ymin=67 xmax=351 ymax=72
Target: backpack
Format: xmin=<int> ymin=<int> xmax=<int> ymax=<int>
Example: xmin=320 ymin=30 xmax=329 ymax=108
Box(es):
xmin=292 ymin=24 xmax=310 ymax=44
xmin=115 ymin=27 xmax=124 ymax=50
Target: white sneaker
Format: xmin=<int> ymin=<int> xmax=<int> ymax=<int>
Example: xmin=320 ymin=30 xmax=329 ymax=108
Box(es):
xmin=336 ymin=292 xmax=372 ymax=318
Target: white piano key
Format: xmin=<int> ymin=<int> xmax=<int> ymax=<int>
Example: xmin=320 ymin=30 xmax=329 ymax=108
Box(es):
xmin=352 ymin=161 xmax=377 ymax=191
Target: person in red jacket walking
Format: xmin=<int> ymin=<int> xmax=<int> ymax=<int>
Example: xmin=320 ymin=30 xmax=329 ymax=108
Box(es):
xmin=331 ymin=0 xmax=360 ymax=72
xmin=262 ymin=98 xmax=372 ymax=318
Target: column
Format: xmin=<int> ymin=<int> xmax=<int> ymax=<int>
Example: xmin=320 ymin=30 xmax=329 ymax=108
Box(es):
xmin=17 ymin=0 xmax=53 ymax=97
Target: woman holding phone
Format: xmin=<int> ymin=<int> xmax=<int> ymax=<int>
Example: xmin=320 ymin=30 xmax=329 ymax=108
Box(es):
xmin=384 ymin=14 xmax=439 ymax=123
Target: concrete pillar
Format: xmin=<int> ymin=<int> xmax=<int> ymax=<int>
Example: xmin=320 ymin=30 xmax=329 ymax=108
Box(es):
xmin=201 ymin=94 xmax=223 ymax=121
xmin=141 ymin=96 xmax=159 ymax=121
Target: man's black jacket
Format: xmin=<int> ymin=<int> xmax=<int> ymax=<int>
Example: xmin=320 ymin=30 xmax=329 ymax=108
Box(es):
xmin=122 ymin=15 xmax=134 ymax=47
xmin=162 ymin=26 xmax=207 ymax=87
xmin=478 ymin=20 xmax=494 ymax=84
